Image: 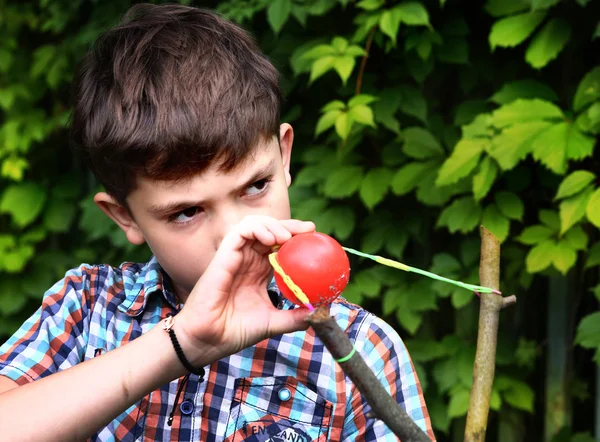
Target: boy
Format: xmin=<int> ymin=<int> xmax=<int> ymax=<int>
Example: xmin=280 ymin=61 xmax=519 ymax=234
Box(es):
xmin=0 ymin=4 xmax=434 ymax=441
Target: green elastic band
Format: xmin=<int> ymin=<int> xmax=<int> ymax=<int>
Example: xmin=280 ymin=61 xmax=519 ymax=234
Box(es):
xmin=336 ymin=345 xmax=356 ymax=363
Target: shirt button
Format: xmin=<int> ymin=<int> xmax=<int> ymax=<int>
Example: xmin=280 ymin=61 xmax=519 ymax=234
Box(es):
xmin=180 ymin=400 xmax=194 ymax=415
xmin=278 ymin=388 xmax=292 ymax=401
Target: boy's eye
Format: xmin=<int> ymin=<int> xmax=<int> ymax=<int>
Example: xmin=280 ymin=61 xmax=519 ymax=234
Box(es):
xmin=246 ymin=178 xmax=271 ymax=196
xmin=170 ymin=207 xmax=201 ymax=224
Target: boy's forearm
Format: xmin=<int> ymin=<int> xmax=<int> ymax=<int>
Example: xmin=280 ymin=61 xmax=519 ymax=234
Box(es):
xmin=0 ymin=324 xmax=190 ymax=442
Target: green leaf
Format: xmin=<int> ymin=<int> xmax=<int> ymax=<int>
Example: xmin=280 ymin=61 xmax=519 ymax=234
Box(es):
xmin=31 ymin=45 xmax=57 ymax=78
xmin=502 ymin=379 xmax=535 ymax=412
xmin=448 ymin=387 xmax=471 ymax=418
xmin=495 ymin=191 xmax=524 ymax=221
xmin=587 ymin=242 xmax=600 ymax=268
xmin=349 ymin=105 xmax=376 ymax=127
xmin=324 ymin=165 xmax=363 ymax=198
xmin=335 ymin=112 xmax=353 ymax=140
xmin=485 ymin=0 xmax=529 ymax=17
xmin=267 ymin=0 xmax=292 ymax=33
xmin=0 ymin=279 xmax=26 ymax=315
xmin=43 ymin=198 xmax=76 ymax=233
xmin=309 ymin=56 xmax=336 ymax=83
xmin=374 ymin=91 xmax=401 ymax=133
xmin=379 ymin=8 xmax=403 ymax=43
xmin=586 ymin=188 xmax=600 ymax=228
xmin=436 ymin=139 xmax=485 ymax=186
xmin=575 ymin=312 xmax=600 ymax=350
xmin=333 ymin=56 xmax=356 ymax=85
xmin=452 ymin=288 xmax=473 ymax=309
xmin=526 ymin=240 xmax=555 ymax=273
xmin=490 ymin=79 xmax=559 ymax=105
xmin=291 ymin=4 xmax=308 ymax=26
xmin=352 ymin=270 xmax=383 ymax=298
xmin=490 ymin=387 xmax=502 ymax=411
xmin=402 ymin=127 xmax=444 ymax=159
xmin=315 ymin=110 xmax=342 ymax=136
xmin=391 ymin=161 xmax=437 ymax=195
xmin=473 ymin=156 xmax=499 ymax=201
xmin=490 ymin=99 xmax=563 ymax=128
xmin=462 ymin=114 xmax=493 ymax=139
xmin=397 ymin=2 xmax=431 ymax=27
xmin=553 ymin=239 xmax=578 ymax=274
xmin=1 ymin=156 xmax=29 ymax=181
xmin=0 ymin=182 xmax=47 ymax=229
xmin=437 ymin=197 xmax=482 ymax=234
xmin=360 ymin=168 xmax=393 ymax=209
xmin=357 ymin=0 xmax=384 ymax=10
xmin=573 ymin=66 xmax=600 ymax=112
xmin=2 ymin=245 xmax=34 ymax=273
xmin=565 ymin=227 xmax=588 ymax=251
xmin=530 ymin=0 xmax=560 ymax=9
xmin=348 ymin=94 xmax=378 ymax=107
xmin=326 ymin=206 xmax=356 ymax=240
xmin=564 ymin=124 xmax=596 ymax=160
xmin=560 ymin=187 xmax=594 ymax=234
xmin=482 ymin=204 xmax=510 ymax=243
xmin=331 ymin=37 xmax=349 ymax=53
xmin=540 ymin=209 xmax=560 ymax=230
xmin=321 ymin=100 xmax=346 ymax=112
xmin=525 ymin=19 xmax=571 ymax=69
xmin=397 ymin=85 xmax=428 ymax=122
xmin=518 ymin=225 xmax=554 ymax=245
xmin=404 ymin=340 xmax=447 ymax=362
xmin=302 ymin=44 xmax=336 ymax=60
xmin=556 ymin=171 xmax=596 ymax=200
xmin=489 ymin=12 xmax=546 ymax=50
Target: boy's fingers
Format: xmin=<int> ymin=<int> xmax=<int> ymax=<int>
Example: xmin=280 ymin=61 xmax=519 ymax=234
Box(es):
xmin=279 ymin=219 xmax=316 ymax=235
xmin=267 ymin=308 xmax=310 ymax=336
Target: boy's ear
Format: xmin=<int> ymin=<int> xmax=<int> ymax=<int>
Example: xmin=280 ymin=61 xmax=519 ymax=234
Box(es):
xmin=279 ymin=123 xmax=294 ymax=187
xmin=93 ymin=192 xmax=146 ymax=245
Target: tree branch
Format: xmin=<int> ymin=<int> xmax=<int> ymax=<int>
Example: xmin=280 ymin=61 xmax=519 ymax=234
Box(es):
xmin=306 ymin=306 xmax=431 ymax=442
xmin=464 ymin=226 xmax=517 ymax=442
xmin=355 ymin=26 xmax=377 ymax=96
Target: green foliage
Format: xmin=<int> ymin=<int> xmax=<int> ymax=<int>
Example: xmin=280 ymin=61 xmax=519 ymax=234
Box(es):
xmin=1 ymin=0 xmax=599 ymax=440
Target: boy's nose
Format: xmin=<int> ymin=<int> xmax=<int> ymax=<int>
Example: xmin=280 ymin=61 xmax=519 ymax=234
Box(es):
xmin=212 ymin=206 xmax=248 ymax=248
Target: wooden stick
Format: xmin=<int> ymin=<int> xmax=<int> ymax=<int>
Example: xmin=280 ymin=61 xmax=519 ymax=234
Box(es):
xmin=464 ymin=227 xmax=517 ymax=441
xmin=306 ymin=306 xmax=431 ymax=442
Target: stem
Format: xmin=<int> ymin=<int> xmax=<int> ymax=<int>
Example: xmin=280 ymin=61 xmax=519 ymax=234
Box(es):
xmin=355 ymin=26 xmax=376 ymax=96
xmin=464 ymin=227 xmax=515 ymax=442
xmin=306 ymin=306 xmax=431 ymax=442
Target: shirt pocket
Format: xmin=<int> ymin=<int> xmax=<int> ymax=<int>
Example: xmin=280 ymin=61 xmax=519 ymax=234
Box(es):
xmin=224 ymin=376 xmax=333 ymax=442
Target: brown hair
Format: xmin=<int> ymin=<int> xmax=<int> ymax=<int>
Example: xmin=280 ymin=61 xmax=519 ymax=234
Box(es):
xmin=71 ymin=4 xmax=282 ymax=206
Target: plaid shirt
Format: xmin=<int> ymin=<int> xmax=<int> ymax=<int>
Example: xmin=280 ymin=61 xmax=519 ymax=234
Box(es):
xmin=0 ymin=257 xmax=434 ymax=441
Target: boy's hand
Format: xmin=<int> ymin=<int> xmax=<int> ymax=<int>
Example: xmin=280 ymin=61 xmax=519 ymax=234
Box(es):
xmin=176 ymin=216 xmax=316 ymax=366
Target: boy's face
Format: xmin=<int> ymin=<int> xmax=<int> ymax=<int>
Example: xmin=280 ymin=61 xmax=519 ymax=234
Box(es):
xmin=96 ymin=124 xmax=295 ymax=300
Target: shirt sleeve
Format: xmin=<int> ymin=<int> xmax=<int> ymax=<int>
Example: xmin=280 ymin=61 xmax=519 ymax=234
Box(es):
xmin=341 ymin=313 xmax=435 ymax=441
xmin=0 ymin=265 xmax=94 ymax=385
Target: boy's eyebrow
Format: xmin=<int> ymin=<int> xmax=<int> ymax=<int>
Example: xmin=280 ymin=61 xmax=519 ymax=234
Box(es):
xmin=147 ymin=159 xmax=276 ymax=216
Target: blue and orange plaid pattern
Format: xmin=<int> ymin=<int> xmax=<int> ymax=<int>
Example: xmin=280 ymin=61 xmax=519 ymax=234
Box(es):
xmin=0 ymin=257 xmax=435 ymax=441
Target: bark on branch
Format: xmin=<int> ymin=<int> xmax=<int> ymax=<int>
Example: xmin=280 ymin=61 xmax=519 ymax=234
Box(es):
xmin=464 ymin=226 xmax=517 ymax=442
xmin=306 ymin=306 xmax=431 ymax=442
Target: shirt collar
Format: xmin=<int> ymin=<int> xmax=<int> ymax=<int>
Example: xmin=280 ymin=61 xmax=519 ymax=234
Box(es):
xmin=118 ymin=256 xmax=180 ymax=316
xmin=118 ymin=258 xmax=289 ymax=316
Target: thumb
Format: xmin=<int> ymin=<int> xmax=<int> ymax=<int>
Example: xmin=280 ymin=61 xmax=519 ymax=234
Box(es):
xmin=267 ymin=308 xmax=311 ymax=336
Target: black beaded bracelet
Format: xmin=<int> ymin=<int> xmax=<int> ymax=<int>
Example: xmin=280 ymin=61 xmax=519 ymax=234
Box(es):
xmin=163 ymin=314 xmax=205 ymax=377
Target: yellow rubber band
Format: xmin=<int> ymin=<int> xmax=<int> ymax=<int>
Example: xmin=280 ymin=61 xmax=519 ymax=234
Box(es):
xmin=335 ymin=346 xmax=356 ymax=363
xmin=268 ymin=253 xmax=315 ymax=311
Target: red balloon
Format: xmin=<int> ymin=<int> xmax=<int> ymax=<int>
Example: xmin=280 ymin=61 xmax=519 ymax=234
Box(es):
xmin=274 ymin=232 xmax=350 ymax=307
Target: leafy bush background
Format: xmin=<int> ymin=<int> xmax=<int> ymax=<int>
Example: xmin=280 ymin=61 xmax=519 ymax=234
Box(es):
xmin=1 ymin=0 xmax=599 ymax=440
